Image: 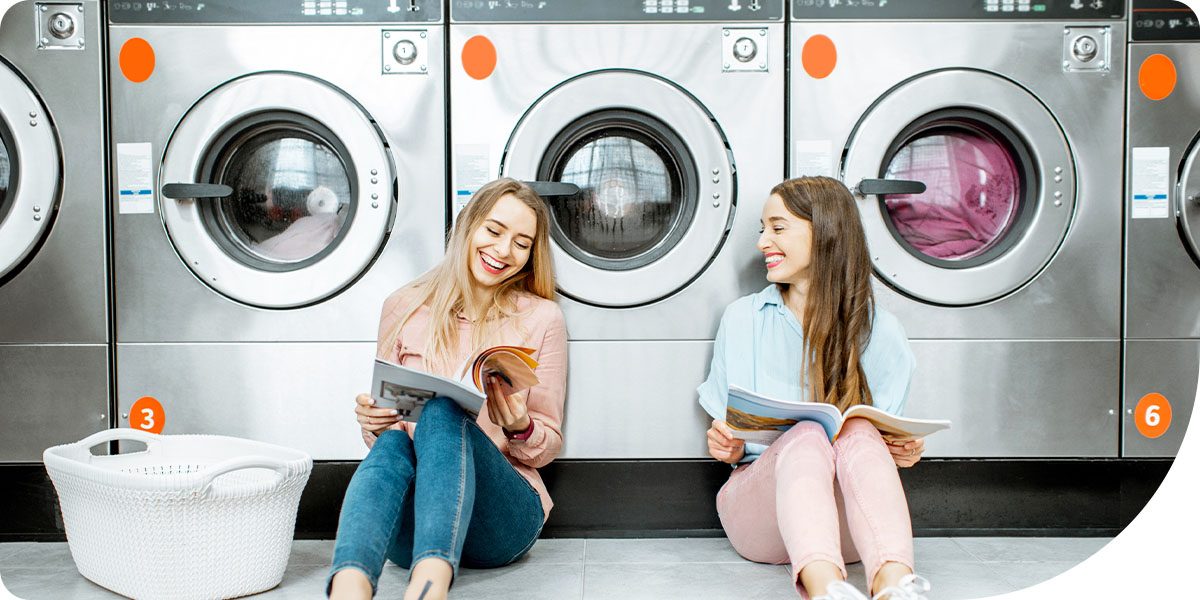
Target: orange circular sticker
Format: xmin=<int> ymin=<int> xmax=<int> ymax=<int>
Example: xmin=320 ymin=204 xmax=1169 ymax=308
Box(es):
xmin=1139 ymin=53 xmax=1176 ymax=101
xmin=802 ymin=34 xmax=837 ymax=79
xmin=1134 ymin=393 xmax=1172 ymax=439
xmin=119 ymin=37 xmax=155 ymax=83
xmin=129 ymin=396 xmax=165 ymax=434
xmin=462 ymin=35 xmax=497 ymax=81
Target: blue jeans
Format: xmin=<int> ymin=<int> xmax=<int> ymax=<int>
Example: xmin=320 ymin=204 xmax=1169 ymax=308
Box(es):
xmin=327 ymin=397 xmax=544 ymax=596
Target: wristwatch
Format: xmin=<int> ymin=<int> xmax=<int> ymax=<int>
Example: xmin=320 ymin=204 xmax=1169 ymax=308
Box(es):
xmin=504 ymin=420 xmax=535 ymax=441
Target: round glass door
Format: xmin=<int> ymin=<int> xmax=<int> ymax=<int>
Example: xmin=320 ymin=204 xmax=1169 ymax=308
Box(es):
xmin=538 ymin=110 xmax=696 ymax=272
xmin=201 ymin=115 xmax=354 ymax=269
xmin=504 ymin=71 xmax=734 ymax=307
xmin=159 ymin=73 xmax=393 ymax=309
xmin=1179 ymin=137 xmax=1200 ymax=266
xmin=0 ymin=61 xmax=60 ymax=283
xmin=878 ymin=111 xmax=1033 ymax=269
xmin=842 ymin=70 xmax=1075 ymax=306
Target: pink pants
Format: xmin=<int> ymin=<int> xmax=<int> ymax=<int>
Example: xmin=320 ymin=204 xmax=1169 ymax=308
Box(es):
xmin=717 ymin=418 xmax=914 ymax=598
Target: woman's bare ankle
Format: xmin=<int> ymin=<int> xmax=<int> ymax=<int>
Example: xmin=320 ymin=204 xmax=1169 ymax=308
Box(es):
xmin=799 ymin=560 xmax=844 ymax=597
xmin=871 ymin=561 xmax=914 ymax=596
xmin=404 ymin=558 xmax=453 ymax=600
xmin=329 ymin=568 xmax=373 ymax=600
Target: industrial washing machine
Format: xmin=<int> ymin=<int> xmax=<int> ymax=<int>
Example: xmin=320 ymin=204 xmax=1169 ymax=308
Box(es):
xmin=108 ymin=0 xmax=446 ymax=459
xmin=450 ymin=0 xmax=785 ymax=458
xmin=0 ymin=0 xmax=108 ymax=460
xmin=1124 ymin=0 xmax=1199 ymax=457
xmin=790 ymin=0 xmax=1127 ymax=456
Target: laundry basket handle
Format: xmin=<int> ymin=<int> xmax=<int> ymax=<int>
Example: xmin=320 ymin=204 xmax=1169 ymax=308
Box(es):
xmin=197 ymin=455 xmax=295 ymax=494
xmin=73 ymin=428 xmax=162 ymax=453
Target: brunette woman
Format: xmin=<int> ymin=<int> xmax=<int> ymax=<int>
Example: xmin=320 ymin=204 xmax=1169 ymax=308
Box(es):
xmin=327 ymin=178 xmax=566 ymax=600
xmin=699 ymin=176 xmax=930 ymax=600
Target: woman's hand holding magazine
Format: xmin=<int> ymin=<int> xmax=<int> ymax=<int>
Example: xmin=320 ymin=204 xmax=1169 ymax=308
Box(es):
xmin=370 ymin=346 xmax=540 ymax=422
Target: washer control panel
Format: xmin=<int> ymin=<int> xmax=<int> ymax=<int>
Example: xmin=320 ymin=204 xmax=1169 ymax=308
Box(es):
xmin=451 ymin=0 xmax=784 ymax=22
xmin=109 ymin=0 xmax=441 ymax=23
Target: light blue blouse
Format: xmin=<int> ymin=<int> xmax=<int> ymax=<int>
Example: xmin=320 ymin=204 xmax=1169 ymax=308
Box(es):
xmin=697 ymin=284 xmax=917 ymax=463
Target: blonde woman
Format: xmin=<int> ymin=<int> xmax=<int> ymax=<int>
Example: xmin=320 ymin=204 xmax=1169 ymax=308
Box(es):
xmin=327 ymin=178 xmax=566 ymax=600
xmin=700 ymin=177 xmax=929 ymax=600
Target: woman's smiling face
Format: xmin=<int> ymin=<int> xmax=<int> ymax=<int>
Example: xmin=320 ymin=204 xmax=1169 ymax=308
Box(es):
xmin=758 ymin=193 xmax=814 ymax=286
xmin=468 ymin=193 xmax=538 ymax=289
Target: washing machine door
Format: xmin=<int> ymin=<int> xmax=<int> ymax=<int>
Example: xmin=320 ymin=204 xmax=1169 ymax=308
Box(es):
xmin=159 ymin=73 xmax=393 ymax=309
xmin=503 ymin=70 xmax=735 ymax=308
xmin=0 ymin=61 xmax=60 ymax=282
xmin=842 ymin=70 xmax=1075 ymax=306
xmin=1180 ymin=137 xmax=1200 ymax=266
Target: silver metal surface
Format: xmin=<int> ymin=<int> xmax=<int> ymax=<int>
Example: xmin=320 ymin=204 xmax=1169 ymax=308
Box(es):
xmin=791 ymin=21 xmax=1124 ymax=458
xmin=723 ymin=28 xmax=767 ymax=72
xmin=381 ymin=29 xmax=427 ymax=74
xmin=36 ymin=3 xmax=84 ymax=50
xmin=561 ymin=341 xmax=713 ymax=459
xmin=116 ymin=343 xmax=374 ymax=460
xmin=0 ymin=0 xmax=108 ymax=461
xmin=1063 ymin=26 xmax=1111 ymax=72
xmin=1126 ymin=43 xmax=1200 ymax=340
xmin=110 ymin=24 xmax=446 ymax=459
xmin=1122 ymin=340 xmax=1198 ymax=457
xmin=908 ymin=340 xmax=1119 ymax=458
xmin=0 ymin=344 xmax=109 ymax=461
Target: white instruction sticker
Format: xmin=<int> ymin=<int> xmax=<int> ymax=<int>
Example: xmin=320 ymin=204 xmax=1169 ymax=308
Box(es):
xmin=1131 ymin=147 xmax=1170 ymax=219
xmin=454 ymin=144 xmax=491 ymax=220
xmin=793 ymin=139 xmax=834 ymax=177
xmin=117 ymin=142 xmax=155 ymax=214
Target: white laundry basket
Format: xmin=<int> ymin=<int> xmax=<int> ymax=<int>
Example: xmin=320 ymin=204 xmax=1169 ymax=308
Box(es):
xmin=43 ymin=429 xmax=313 ymax=600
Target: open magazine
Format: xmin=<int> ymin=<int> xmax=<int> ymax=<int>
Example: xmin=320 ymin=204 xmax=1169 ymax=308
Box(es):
xmin=370 ymin=346 xmax=539 ymax=421
xmin=726 ymin=384 xmax=951 ymax=444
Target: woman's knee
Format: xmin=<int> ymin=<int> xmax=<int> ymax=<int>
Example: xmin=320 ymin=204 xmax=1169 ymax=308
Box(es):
xmin=365 ymin=429 xmax=415 ymax=466
xmin=775 ymin=421 xmax=833 ymax=457
xmin=414 ymin=397 xmax=466 ymax=441
xmin=835 ymin=417 xmax=885 ymax=446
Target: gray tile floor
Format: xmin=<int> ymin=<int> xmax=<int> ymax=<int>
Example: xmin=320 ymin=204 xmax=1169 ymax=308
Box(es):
xmin=0 ymin=537 xmax=1110 ymax=599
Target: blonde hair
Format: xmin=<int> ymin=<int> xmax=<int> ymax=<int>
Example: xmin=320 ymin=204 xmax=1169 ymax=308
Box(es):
xmin=379 ymin=178 xmax=556 ymax=374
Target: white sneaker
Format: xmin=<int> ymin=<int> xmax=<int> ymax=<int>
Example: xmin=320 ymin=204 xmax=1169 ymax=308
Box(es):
xmin=812 ymin=580 xmax=871 ymax=600
xmin=871 ymin=574 xmax=932 ymax=600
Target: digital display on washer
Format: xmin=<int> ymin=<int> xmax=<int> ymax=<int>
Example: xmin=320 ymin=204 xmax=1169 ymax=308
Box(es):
xmin=1131 ymin=0 xmax=1199 ymax=40
xmin=451 ymin=0 xmax=784 ymax=22
xmin=109 ymin=0 xmax=442 ymax=23
xmin=791 ymin=0 xmax=1124 ymax=20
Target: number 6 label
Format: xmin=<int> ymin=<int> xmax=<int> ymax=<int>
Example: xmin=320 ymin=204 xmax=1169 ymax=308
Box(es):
xmin=129 ymin=396 xmax=165 ymax=434
xmin=1134 ymin=393 xmax=1172 ymax=439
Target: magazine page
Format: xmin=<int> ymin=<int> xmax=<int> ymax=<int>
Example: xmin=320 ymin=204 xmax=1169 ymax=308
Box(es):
xmin=726 ymin=385 xmax=842 ymax=444
xmin=470 ymin=346 xmax=540 ymax=394
xmin=841 ymin=404 xmax=952 ymax=439
xmin=372 ymin=358 xmax=486 ymax=422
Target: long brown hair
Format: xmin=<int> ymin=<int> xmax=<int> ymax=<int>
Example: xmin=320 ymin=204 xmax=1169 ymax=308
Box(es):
xmin=379 ymin=178 xmax=556 ymax=375
xmin=771 ymin=176 xmax=875 ymax=412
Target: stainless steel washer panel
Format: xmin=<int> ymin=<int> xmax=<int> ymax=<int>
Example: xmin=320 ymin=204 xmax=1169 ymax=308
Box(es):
xmin=0 ymin=344 xmax=109 ymax=461
xmin=1122 ymin=339 xmax=1198 ymax=457
xmin=109 ymin=25 xmax=446 ymax=343
xmin=790 ymin=22 xmax=1125 ymax=340
xmin=1125 ymin=42 xmax=1200 ymax=340
xmin=0 ymin=1 xmax=107 ymax=344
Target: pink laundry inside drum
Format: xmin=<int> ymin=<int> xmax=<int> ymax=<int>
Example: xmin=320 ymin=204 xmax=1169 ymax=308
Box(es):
xmin=882 ymin=129 xmax=1021 ymax=261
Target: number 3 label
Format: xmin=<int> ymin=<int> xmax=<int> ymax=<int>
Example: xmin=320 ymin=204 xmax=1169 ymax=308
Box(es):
xmin=129 ymin=396 xmax=165 ymax=434
xmin=1135 ymin=393 xmax=1172 ymax=439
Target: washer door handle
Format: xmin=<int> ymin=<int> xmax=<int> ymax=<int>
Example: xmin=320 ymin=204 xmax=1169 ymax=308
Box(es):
xmin=161 ymin=183 xmax=234 ymax=201
xmin=524 ymin=181 xmax=581 ymax=198
xmin=855 ymin=178 xmax=927 ymax=197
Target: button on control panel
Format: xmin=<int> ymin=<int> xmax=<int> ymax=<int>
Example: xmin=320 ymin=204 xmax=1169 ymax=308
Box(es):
xmin=722 ymin=27 xmax=768 ymax=73
xmin=382 ymin=29 xmax=428 ymax=75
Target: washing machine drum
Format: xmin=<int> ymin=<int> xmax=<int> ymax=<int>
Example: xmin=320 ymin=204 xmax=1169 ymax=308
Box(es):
xmin=504 ymin=71 xmax=735 ymax=308
xmin=0 ymin=62 xmax=60 ymax=283
xmin=843 ymin=70 xmax=1076 ymax=306
xmin=159 ymin=73 xmax=394 ymax=309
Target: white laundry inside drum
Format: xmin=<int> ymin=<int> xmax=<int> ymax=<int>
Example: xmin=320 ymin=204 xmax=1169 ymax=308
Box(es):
xmin=214 ymin=132 xmax=352 ymax=264
xmin=882 ymin=129 xmax=1022 ymax=262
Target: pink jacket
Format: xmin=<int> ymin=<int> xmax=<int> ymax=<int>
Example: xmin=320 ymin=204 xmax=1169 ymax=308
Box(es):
xmin=361 ymin=287 xmax=568 ymax=521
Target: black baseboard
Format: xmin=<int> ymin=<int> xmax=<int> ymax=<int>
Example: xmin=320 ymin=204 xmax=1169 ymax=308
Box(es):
xmin=0 ymin=458 xmax=1173 ymax=541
